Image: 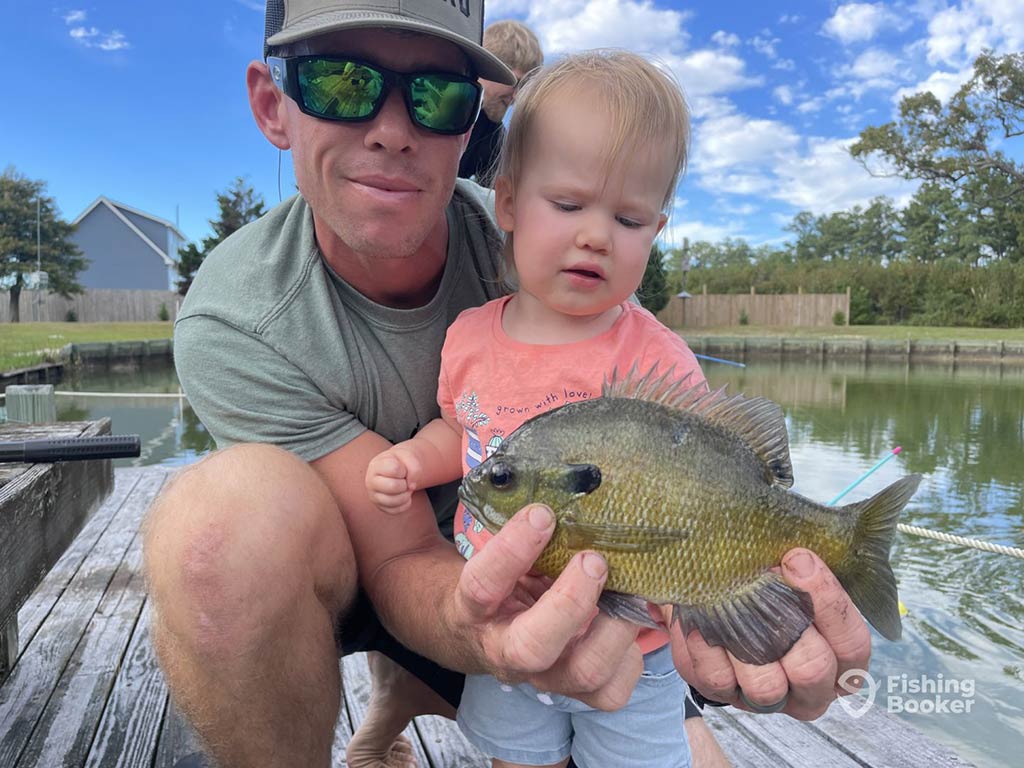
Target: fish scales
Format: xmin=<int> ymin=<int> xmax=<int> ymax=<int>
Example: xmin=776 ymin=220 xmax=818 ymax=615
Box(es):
xmin=458 ymin=368 xmax=922 ymax=665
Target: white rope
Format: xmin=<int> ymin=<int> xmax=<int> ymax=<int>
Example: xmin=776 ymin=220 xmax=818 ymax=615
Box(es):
xmin=897 ymin=523 xmax=1024 ymax=560
xmin=53 ymin=391 xmax=186 ymax=399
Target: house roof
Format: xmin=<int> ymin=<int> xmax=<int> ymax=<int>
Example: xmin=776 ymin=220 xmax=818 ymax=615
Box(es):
xmin=72 ymin=196 xmax=185 ymax=268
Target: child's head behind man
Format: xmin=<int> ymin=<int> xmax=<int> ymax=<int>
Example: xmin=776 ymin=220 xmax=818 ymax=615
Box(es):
xmin=492 ymin=50 xmax=691 ymax=318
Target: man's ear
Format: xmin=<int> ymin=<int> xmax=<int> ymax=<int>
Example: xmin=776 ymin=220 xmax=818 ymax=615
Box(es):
xmin=247 ymin=60 xmax=291 ymax=150
xmin=494 ymin=176 xmax=515 ymax=234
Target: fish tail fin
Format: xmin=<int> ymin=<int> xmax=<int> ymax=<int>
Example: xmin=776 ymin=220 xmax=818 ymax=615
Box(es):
xmin=836 ymin=473 xmax=922 ymax=641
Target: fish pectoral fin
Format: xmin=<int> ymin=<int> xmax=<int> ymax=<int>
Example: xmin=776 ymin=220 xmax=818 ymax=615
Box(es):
xmin=561 ymin=517 xmax=686 ymax=552
xmin=598 ymin=591 xmax=664 ymax=630
xmin=672 ymin=573 xmax=815 ymax=666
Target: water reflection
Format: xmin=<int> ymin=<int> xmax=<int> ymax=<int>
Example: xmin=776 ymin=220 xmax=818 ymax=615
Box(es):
xmin=57 ymin=358 xmax=1021 ymax=766
xmin=705 ymin=358 xmax=1023 ymax=768
xmin=56 ymin=361 xmax=215 ymax=467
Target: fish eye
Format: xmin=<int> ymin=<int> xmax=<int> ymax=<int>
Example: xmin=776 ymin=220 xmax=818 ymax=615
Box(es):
xmin=489 ymin=462 xmax=515 ymax=489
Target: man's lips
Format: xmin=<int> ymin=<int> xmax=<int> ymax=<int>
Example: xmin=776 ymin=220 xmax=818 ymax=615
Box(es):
xmin=349 ymin=175 xmax=421 ymax=194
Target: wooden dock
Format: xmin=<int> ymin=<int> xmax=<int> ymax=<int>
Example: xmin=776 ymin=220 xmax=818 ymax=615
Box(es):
xmin=0 ymin=467 xmax=974 ymax=767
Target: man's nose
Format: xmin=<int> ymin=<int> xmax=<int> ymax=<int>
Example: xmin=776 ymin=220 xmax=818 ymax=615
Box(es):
xmin=363 ymin=87 xmax=416 ymax=152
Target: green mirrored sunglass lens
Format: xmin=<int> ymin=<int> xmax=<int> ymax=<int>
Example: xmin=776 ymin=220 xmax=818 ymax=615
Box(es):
xmin=410 ymin=77 xmax=477 ymax=128
xmin=299 ymin=61 xmax=383 ymax=118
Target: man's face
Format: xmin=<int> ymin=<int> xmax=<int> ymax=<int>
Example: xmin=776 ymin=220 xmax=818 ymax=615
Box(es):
xmin=480 ymin=69 xmax=522 ymax=123
xmin=279 ymin=29 xmax=472 ymax=263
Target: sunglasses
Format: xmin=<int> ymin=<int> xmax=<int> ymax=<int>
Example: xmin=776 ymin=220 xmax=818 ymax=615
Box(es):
xmin=267 ymin=55 xmax=482 ymax=136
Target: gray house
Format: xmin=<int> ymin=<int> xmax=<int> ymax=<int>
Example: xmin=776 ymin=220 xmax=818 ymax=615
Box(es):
xmin=71 ymin=197 xmax=182 ymax=290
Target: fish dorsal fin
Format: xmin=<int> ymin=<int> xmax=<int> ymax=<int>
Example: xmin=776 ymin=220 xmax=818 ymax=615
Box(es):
xmin=603 ymin=362 xmax=794 ymax=488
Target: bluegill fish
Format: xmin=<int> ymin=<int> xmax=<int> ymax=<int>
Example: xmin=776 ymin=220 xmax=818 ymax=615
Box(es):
xmin=457 ymin=366 xmax=921 ymax=665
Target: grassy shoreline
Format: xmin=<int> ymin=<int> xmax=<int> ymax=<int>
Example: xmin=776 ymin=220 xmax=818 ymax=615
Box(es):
xmin=2 ymin=321 xmax=1024 ymax=372
xmin=676 ymin=325 xmax=1024 ymax=342
xmin=0 ymin=322 xmax=173 ymax=371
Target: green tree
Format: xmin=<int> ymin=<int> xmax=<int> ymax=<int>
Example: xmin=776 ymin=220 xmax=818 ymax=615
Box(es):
xmin=638 ymin=244 xmax=669 ymax=314
xmin=850 ymin=51 xmax=1024 ymax=204
xmin=177 ymin=177 xmax=265 ymax=294
xmin=0 ymin=167 xmax=87 ymax=322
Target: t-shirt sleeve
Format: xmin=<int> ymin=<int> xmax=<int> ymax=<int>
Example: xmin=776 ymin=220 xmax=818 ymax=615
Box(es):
xmin=175 ymin=315 xmax=366 ymax=461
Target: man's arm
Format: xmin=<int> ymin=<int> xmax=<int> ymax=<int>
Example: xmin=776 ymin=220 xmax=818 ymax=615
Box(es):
xmin=313 ymin=430 xmax=644 ymax=711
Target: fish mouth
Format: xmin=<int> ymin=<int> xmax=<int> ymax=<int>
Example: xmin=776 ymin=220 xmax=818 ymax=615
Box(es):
xmin=457 ymin=483 xmax=503 ymax=534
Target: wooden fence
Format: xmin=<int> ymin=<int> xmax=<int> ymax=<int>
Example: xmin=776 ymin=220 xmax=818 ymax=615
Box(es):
xmin=657 ymin=288 xmax=850 ymax=328
xmin=0 ymin=290 xmax=180 ymax=324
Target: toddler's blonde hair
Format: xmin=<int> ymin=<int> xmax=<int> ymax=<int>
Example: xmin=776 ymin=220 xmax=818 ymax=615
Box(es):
xmin=495 ymin=50 xmax=690 ymax=280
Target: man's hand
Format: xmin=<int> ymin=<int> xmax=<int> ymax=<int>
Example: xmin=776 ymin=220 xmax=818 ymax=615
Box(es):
xmin=669 ymin=548 xmax=871 ymax=721
xmin=365 ymin=446 xmax=423 ymax=514
xmin=455 ymin=504 xmax=643 ymax=711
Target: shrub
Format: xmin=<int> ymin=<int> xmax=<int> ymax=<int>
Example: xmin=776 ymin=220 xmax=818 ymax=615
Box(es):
xmin=65 ymin=308 xmax=78 ymax=322
xmin=738 ymin=309 xmax=749 ymax=325
xmin=833 ymin=310 xmax=846 ymax=326
xmin=158 ymin=303 xmax=170 ymax=322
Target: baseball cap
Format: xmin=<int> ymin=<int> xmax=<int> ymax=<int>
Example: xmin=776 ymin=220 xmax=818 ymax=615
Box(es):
xmin=264 ymin=0 xmax=516 ymax=84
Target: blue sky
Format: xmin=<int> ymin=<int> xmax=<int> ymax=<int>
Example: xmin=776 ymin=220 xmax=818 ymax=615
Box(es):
xmin=4 ymin=1 xmax=1023 ymax=251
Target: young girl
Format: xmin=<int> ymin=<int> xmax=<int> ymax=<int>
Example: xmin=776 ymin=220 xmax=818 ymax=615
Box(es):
xmin=366 ymin=50 xmax=703 ymax=768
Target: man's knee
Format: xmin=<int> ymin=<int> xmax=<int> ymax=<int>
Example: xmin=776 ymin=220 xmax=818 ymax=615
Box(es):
xmin=143 ymin=443 xmax=357 ymax=655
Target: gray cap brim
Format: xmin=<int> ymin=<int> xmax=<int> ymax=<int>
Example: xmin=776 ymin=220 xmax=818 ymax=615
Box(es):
xmin=266 ymin=11 xmax=516 ymax=84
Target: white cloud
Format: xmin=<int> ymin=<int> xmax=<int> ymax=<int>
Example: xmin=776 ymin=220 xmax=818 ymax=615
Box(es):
xmin=771 ymin=137 xmax=917 ymax=213
xmin=711 ymin=30 xmax=740 ymax=48
xmin=526 ymin=0 xmax=691 ymax=55
xmin=668 ymin=49 xmax=762 ymax=98
xmin=774 ymin=85 xmax=795 ymax=105
xmin=847 ymin=48 xmax=902 ymax=80
xmin=892 ymin=66 xmax=972 ymax=105
xmin=693 ymin=114 xmax=801 ymax=172
xmin=98 ymin=31 xmax=130 ymax=51
xmin=63 ymin=9 xmax=130 ymax=51
xmin=925 ymin=0 xmax=1024 ymax=67
xmin=797 ymin=97 xmax=824 ymax=113
xmin=779 ymin=14 xmax=802 ymax=24
xmin=662 ymin=217 xmax=746 ymax=247
xmin=750 ymin=34 xmax=778 ymax=58
xmin=822 ymin=3 xmax=902 ymax=44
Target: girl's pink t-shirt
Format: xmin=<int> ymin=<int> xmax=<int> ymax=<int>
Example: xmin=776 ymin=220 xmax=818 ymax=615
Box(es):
xmin=438 ymin=296 xmax=705 ymax=654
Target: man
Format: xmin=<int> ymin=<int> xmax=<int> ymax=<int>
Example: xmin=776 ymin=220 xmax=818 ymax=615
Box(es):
xmin=143 ymin=2 xmax=874 ymax=767
xmin=458 ymin=20 xmax=543 ymax=186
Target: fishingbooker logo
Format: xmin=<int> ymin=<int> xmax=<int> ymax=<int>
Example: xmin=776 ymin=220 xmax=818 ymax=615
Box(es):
xmin=836 ymin=669 xmax=976 ymax=718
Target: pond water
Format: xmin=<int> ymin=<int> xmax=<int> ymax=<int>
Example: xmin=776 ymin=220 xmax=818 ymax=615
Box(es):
xmin=55 ymin=358 xmax=1022 ymax=767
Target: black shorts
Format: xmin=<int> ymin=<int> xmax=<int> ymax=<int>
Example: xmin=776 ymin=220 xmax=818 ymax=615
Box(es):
xmin=335 ymin=589 xmax=705 ymax=721
xmin=336 ymin=588 xmax=465 ymax=708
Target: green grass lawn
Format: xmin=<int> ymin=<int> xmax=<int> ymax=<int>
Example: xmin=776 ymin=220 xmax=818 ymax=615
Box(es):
xmin=678 ymin=325 xmax=1024 ymax=342
xmin=0 ymin=322 xmax=173 ymax=371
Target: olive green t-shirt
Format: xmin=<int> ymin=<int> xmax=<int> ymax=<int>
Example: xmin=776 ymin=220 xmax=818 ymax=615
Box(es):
xmin=174 ymin=180 xmax=506 ymax=530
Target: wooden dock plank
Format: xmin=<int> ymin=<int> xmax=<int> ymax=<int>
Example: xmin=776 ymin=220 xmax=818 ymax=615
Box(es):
xmin=0 ymin=420 xmax=114 ymax=670
xmin=16 ymin=520 xmax=149 ymax=767
xmin=711 ymin=707 xmax=865 ymax=768
xmin=84 ymin=601 xmax=170 ymax=768
xmin=16 ymin=468 xmax=144 ymax=647
xmin=806 ymin=701 xmax=976 ymax=767
xmin=0 ymin=469 xmax=165 ymax=768
xmin=341 ymin=653 xmax=432 ymax=767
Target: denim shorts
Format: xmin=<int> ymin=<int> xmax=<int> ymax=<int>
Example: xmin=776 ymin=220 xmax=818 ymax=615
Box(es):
xmin=456 ymin=644 xmax=691 ymax=767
